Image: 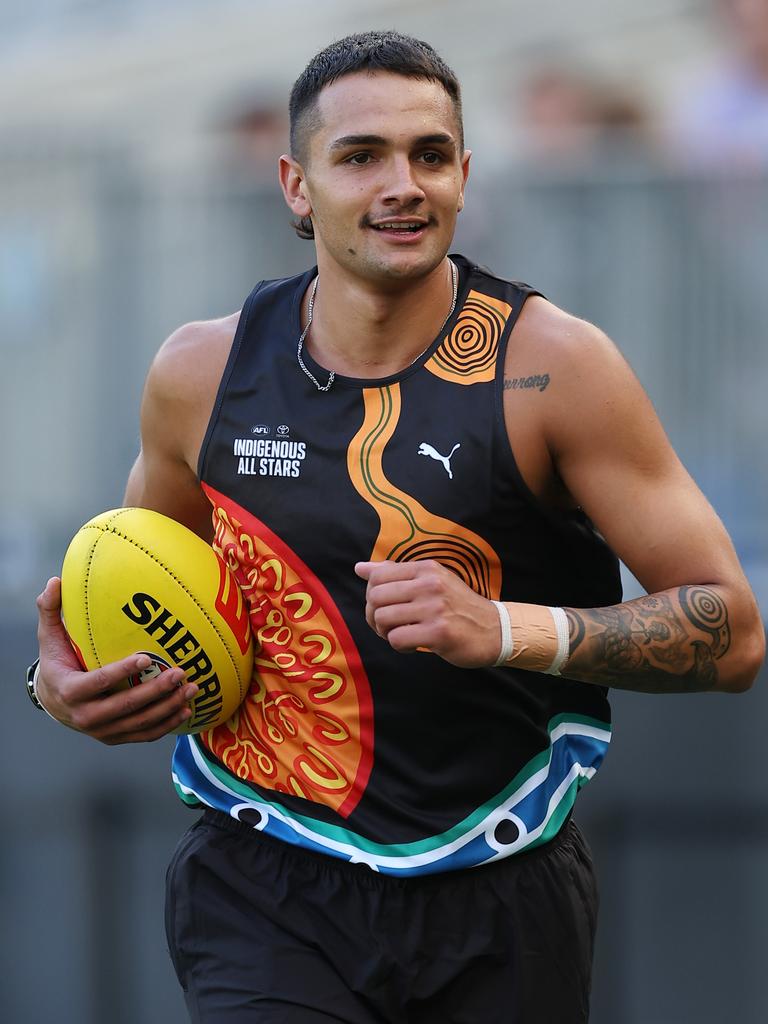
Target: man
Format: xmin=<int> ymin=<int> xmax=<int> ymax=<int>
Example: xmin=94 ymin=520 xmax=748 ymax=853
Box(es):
xmin=670 ymin=0 xmax=768 ymax=169
xmin=32 ymin=31 xmax=763 ymax=1024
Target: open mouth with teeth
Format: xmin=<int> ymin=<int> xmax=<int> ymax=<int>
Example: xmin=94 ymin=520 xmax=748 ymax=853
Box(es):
xmin=367 ymin=220 xmax=431 ymax=242
xmin=372 ymin=222 xmax=425 ymax=232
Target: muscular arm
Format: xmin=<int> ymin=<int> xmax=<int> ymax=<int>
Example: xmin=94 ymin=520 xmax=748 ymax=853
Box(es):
xmin=563 ymin=588 xmax=733 ymax=693
xmin=359 ymin=303 xmax=764 ymax=695
xmin=124 ymin=315 xmax=238 ymax=538
xmin=519 ymin=301 xmax=764 ymax=694
xmin=34 ymin=314 xmax=238 ymax=742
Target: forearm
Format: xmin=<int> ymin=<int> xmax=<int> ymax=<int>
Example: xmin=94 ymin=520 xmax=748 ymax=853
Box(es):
xmin=356 ymin=559 xmax=763 ymax=689
xmin=560 ymin=585 xmax=762 ymax=694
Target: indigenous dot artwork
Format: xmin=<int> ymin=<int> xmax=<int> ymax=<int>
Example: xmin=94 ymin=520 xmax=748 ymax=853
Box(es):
xmin=425 ymin=290 xmax=512 ymax=385
xmin=199 ymin=484 xmax=373 ymax=819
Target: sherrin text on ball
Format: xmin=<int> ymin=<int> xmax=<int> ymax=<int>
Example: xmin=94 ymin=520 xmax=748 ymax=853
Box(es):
xmin=61 ymin=507 xmax=254 ymax=733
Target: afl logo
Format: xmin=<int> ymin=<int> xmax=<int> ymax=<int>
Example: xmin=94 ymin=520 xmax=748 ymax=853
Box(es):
xmin=251 ymin=424 xmax=270 ymax=435
xmin=276 ymin=424 xmax=290 ymax=436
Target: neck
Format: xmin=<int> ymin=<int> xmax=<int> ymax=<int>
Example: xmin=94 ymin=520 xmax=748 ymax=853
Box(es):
xmin=301 ymin=258 xmax=457 ymax=379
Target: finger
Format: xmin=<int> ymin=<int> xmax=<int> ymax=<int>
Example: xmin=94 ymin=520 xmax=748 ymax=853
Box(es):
xmin=354 ymin=561 xmax=379 ymax=581
xmin=382 ymin=623 xmax=431 ymax=655
xmin=365 ymin=579 xmax=420 ymax=611
xmin=97 ymin=703 xmax=195 ymax=746
xmin=74 ymin=665 xmax=189 ymax=721
xmin=364 ymin=593 xmax=421 ymax=638
xmin=91 ymin=683 xmax=198 ymax=742
xmin=58 ymin=653 xmax=159 ymax=703
xmin=358 ymin=564 xmax=426 ymax=632
xmin=36 ymin=576 xmax=61 ymax=615
xmin=364 ymin=599 xmax=381 ymax=636
xmin=355 ymin=560 xmax=420 ymax=584
xmin=364 ymin=581 xmax=416 ymax=636
xmin=372 ymin=601 xmax=426 ymax=638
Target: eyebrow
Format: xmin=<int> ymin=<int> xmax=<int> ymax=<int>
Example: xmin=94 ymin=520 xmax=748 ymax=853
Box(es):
xmin=328 ymin=132 xmax=455 ymax=151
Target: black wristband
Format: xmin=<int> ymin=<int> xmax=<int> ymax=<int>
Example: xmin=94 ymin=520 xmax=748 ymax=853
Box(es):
xmin=26 ymin=658 xmax=44 ymax=710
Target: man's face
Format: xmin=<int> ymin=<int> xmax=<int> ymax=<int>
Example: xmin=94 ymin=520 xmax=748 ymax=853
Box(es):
xmin=285 ymin=71 xmax=470 ymax=284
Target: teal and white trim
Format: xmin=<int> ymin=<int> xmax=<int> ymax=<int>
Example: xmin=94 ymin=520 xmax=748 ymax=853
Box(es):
xmin=171 ymin=714 xmax=611 ymax=876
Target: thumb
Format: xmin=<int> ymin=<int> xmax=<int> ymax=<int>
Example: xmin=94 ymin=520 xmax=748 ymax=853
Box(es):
xmin=354 ymin=561 xmax=374 ymax=581
xmin=36 ymin=577 xmax=80 ymax=666
xmin=36 ymin=576 xmax=63 ymax=620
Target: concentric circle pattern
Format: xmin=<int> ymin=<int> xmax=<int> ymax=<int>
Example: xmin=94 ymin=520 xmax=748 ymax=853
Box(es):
xmin=427 ymin=291 xmax=513 ymax=385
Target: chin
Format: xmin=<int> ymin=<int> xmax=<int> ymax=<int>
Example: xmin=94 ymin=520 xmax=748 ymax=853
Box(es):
xmin=366 ymin=249 xmax=446 ymax=282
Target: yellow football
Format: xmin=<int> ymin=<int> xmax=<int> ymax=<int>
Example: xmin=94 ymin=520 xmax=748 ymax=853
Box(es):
xmin=61 ymin=507 xmax=253 ymax=734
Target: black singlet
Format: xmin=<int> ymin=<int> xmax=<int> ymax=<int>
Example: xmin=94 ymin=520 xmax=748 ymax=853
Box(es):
xmin=171 ymin=254 xmax=622 ymax=876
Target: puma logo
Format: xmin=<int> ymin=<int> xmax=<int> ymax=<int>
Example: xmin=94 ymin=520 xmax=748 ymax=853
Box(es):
xmin=418 ymin=442 xmax=461 ymax=480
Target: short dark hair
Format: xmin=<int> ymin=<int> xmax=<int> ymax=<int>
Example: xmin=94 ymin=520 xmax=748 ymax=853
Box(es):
xmin=288 ymin=30 xmax=464 ymax=240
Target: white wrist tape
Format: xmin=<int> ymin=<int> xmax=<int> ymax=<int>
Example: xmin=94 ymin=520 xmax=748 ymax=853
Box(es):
xmin=546 ymin=606 xmax=570 ymax=676
xmin=492 ymin=600 xmax=514 ymax=666
xmin=491 ymin=602 xmax=570 ymax=675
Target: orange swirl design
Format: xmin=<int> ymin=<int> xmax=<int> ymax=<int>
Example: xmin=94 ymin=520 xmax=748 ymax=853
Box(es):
xmin=198 ymin=484 xmax=373 ymax=818
xmin=348 ymin=385 xmax=501 ymax=599
xmin=426 ymin=291 xmax=512 ymax=385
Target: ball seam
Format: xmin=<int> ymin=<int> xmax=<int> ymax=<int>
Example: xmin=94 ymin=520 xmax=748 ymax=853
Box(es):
xmin=82 ymin=531 xmax=101 ymax=664
xmin=80 ymin=516 xmax=250 ymax=700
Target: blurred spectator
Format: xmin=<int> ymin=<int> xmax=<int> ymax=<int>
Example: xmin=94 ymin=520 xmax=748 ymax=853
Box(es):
xmin=519 ymin=64 xmax=652 ymax=171
xmin=521 ymin=67 xmax=600 ymax=165
xmin=669 ymin=0 xmax=768 ymax=170
xmin=215 ymin=94 xmax=288 ymax=183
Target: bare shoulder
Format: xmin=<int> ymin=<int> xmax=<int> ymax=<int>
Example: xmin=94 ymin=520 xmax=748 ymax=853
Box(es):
xmin=502 ymin=294 xmax=662 ymax=505
xmin=140 ymin=312 xmax=240 ymax=472
xmin=148 ymin=312 xmax=240 ymax=403
xmin=509 ymin=295 xmax=652 ymax=438
xmin=512 ymin=294 xmax=624 ymax=368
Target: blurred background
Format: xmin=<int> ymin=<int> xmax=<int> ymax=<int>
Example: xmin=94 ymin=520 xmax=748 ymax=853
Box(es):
xmin=2 ymin=1 xmax=767 ymax=1021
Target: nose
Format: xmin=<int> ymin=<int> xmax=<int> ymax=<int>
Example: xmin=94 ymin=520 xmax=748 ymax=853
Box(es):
xmin=381 ymin=155 xmax=426 ymax=208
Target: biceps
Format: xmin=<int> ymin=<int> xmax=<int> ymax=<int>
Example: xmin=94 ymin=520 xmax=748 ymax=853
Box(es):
xmin=123 ymin=454 xmax=145 ymax=506
xmin=122 ymin=449 xmax=214 ymax=542
xmin=564 ymin=450 xmax=739 ymax=594
xmin=538 ymin=322 xmax=745 ymax=595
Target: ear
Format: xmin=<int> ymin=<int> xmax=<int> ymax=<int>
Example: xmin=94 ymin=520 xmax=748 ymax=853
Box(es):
xmin=457 ymin=149 xmax=471 ymax=212
xmin=278 ymin=154 xmax=312 ymax=219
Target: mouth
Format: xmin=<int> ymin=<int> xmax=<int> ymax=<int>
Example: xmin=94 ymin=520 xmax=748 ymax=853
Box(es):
xmin=365 ymin=218 xmax=432 ymax=243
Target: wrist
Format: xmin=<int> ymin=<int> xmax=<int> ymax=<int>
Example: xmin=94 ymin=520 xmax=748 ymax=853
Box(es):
xmin=26 ymin=658 xmax=58 ymax=721
xmin=491 ymin=601 xmax=569 ymax=675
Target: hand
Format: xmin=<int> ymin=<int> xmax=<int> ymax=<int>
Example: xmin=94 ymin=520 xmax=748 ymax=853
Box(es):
xmin=354 ymin=559 xmax=501 ymax=668
xmin=35 ymin=577 xmax=199 ymax=744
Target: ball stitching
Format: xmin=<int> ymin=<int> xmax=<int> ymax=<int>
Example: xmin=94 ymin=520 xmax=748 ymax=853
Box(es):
xmin=78 ymin=516 xmax=251 ymax=702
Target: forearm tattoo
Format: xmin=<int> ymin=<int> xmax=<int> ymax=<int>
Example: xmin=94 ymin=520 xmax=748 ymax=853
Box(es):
xmin=563 ymin=587 xmax=731 ymax=692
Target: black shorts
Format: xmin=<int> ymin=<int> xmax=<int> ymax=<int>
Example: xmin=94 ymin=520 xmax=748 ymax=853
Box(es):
xmin=165 ymin=810 xmax=598 ymax=1024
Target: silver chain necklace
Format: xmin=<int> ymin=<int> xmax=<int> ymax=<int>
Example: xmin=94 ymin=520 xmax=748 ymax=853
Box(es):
xmin=296 ymin=259 xmax=459 ymax=392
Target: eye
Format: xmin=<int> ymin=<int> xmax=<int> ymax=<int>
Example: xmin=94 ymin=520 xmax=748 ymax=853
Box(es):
xmin=347 ymin=152 xmax=373 ymax=165
xmin=419 ymin=151 xmax=444 ymax=165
